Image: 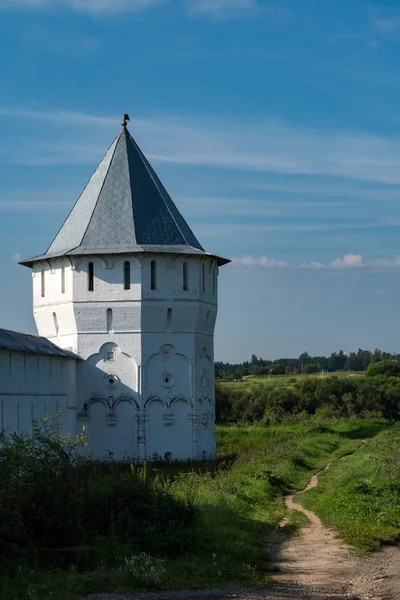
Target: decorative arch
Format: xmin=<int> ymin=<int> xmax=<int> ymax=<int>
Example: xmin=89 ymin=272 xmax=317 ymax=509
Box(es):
xmin=84 ymin=343 xmax=138 ymax=402
xmin=145 ymin=395 xmax=168 ymax=408
xmin=145 ymin=344 xmax=190 ymax=402
xmin=83 ymin=396 xmax=139 ymax=460
xmin=107 ymin=255 xmax=141 ymax=270
xmin=114 ymin=396 xmax=139 ymax=410
xmin=73 ymin=255 xmax=109 ymax=271
xmin=84 ymin=396 xmax=109 ymax=411
xmin=169 ymin=395 xmax=193 ymax=409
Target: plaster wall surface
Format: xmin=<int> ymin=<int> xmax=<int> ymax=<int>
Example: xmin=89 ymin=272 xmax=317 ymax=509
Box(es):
xmin=30 ymin=253 xmax=219 ymax=460
xmin=0 ymin=348 xmax=81 ymax=437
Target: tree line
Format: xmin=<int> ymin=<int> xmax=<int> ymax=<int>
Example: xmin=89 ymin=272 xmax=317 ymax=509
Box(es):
xmin=215 ymin=348 xmax=400 ymax=379
xmin=216 ymin=361 xmax=400 ymax=425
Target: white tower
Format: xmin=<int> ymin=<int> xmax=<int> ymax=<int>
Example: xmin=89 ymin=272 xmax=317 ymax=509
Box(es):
xmin=20 ymin=116 xmax=230 ymax=460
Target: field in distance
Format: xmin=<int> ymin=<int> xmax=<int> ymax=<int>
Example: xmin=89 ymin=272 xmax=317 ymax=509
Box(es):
xmin=220 ymin=371 xmax=364 ymax=390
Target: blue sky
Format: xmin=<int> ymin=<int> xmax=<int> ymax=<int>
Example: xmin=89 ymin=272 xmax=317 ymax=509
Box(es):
xmin=2 ymin=0 xmax=400 ymax=362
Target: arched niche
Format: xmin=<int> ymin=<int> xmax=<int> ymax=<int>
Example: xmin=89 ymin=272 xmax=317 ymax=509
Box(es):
xmin=85 ymin=398 xmax=138 ymax=460
xmin=168 ymin=398 xmax=193 ymax=459
xmin=145 ymin=344 xmax=190 ymax=400
xmin=85 ymin=342 xmax=137 ymax=399
xmin=145 ymin=396 xmax=192 ymax=461
xmin=85 ymin=400 xmax=108 ymax=458
xmin=108 ymin=399 xmax=138 ymax=460
xmin=145 ymin=397 xmax=169 ymax=460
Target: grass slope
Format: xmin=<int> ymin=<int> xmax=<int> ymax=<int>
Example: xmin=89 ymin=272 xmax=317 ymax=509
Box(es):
xmin=298 ymin=423 xmax=400 ymax=553
xmin=1 ymin=420 xmax=387 ymax=600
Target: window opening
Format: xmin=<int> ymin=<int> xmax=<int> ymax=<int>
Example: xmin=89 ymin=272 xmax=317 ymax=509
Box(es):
xmin=88 ymin=262 xmax=94 ymax=292
xmin=41 ymin=269 xmax=45 ymax=298
xmin=202 ymin=264 xmax=205 ymax=292
xmin=107 ymin=308 xmax=113 ymax=333
xmin=53 ymin=312 xmax=59 ymax=336
xmin=106 ymin=350 xmax=115 ymax=361
xmin=166 ymin=308 xmax=172 ymax=331
xmin=213 ymin=265 xmax=217 ymax=294
xmin=124 ymin=261 xmax=131 ymax=290
xmin=61 ymin=267 xmax=66 ymax=294
xmin=183 ymin=262 xmax=189 ymax=291
xmin=151 ymin=260 xmax=157 ymax=290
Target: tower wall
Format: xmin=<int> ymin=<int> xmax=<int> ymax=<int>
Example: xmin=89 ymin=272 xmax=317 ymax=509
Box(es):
xmin=32 ymin=253 xmax=219 ymax=460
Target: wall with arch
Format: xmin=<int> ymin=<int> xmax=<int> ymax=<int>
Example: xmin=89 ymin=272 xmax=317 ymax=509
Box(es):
xmin=29 ymin=251 xmax=221 ymax=460
xmin=145 ymin=344 xmax=190 ymax=401
xmin=84 ymin=398 xmax=138 ymax=460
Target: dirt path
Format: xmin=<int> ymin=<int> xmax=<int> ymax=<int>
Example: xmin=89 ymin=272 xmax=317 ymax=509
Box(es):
xmin=266 ymin=459 xmax=400 ymax=599
xmin=84 ymin=456 xmax=400 ymax=600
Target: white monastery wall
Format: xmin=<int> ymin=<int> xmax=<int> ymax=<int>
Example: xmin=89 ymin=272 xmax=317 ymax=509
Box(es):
xmin=0 ymin=348 xmax=81 ymax=437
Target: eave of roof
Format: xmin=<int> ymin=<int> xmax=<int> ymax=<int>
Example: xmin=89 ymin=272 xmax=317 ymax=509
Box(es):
xmin=0 ymin=328 xmax=81 ymax=360
xmin=19 ymin=245 xmax=230 ymax=269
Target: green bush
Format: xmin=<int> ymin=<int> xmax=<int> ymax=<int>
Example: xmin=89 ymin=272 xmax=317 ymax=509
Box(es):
xmin=215 ymin=374 xmax=400 ymax=424
xmin=304 ymin=363 xmax=320 ymax=374
xmin=365 ymin=360 xmax=400 ymax=378
xmin=0 ymin=415 xmax=197 ymax=563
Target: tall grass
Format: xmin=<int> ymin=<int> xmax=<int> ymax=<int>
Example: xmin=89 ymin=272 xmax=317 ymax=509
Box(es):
xmin=298 ymin=423 xmax=400 ymax=553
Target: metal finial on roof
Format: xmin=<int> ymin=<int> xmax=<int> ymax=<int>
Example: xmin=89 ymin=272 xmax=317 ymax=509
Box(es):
xmin=121 ymin=113 xmax=130 ymax=127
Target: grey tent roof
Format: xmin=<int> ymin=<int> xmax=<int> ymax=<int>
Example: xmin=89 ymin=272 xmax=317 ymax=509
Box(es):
xmin=20 ymin=125 xmax=229 ymax=268
xmin=0 ymin=328 xmax=81 ymax=360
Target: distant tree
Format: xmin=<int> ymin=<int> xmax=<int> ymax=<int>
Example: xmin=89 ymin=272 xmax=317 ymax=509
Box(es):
xmin=299 ymin=352 xmax=310 ymax=369
xmin=271 ymin=363 xmax=286 ymax=375
xmin=304 ymin=363 xmax=321 ymax=374
xmin=365 ymin=361 xmax=400 ymax=378
xmin=250 ymin=354 xmax=258 ymax=366
xmin=372 ymin=348 xmax=383 ymax=364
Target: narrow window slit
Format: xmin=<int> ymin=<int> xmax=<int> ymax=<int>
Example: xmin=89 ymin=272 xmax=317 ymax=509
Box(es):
xmin=107 ymin=308 xmax=113 ymax=333
xmin=124 ymin=261 xmax=131 ymax=290
xmin=41 ymin=269 xmax=45 ymax=298
xmin=88 ymin=262 xmax=94 ymax=292
xmin=53 ymin=312 xmax=59 ymax=336
xmin=151 ymin=260 xmax=157 ymax=290
xmin=183 ymin=262 xmax=189 ymax=291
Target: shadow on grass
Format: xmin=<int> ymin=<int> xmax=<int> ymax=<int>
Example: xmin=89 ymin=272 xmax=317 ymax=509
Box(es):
xmin=336 ymin=422 xmax=392 ymax=440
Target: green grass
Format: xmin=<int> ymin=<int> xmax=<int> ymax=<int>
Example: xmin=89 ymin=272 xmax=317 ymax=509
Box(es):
xmin=0 ymin=420 xmax=388 ymax=600
xmin=221 ymin=371 xmax=364 ymax=391
xmin=297 ymin=423 xmax=400 ymax=553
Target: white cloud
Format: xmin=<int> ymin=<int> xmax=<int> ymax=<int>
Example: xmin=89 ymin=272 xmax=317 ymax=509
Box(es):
xmin=187 ymin=0 xmax=258 ymax=18
xmin=373 ymin=17 xmax=400 ymax=33
xmin=329 ymin=254 xmax=363 ymax=268
xmin=234 ymin=255 xmax=288 ymax=267
xmin=0 ymin=0 xmax=164 ymax=13
xmin=4 ymin=107 xmax=400 ymax=185
xmin=233 ymin=254 xmax=400 ymax=269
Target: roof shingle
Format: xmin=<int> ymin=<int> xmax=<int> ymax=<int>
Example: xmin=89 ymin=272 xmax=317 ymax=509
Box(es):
xmin=20 ymin=125 xmax=230 ymax=267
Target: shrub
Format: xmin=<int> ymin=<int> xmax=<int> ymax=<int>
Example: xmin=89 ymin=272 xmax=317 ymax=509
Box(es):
xmin=366 ymin=361 xmax=400 ymax=378
xmin=0 ymin=415 xmax=198 ymax=563
xmin=304 ymin=363 xmax=321 ymax=374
